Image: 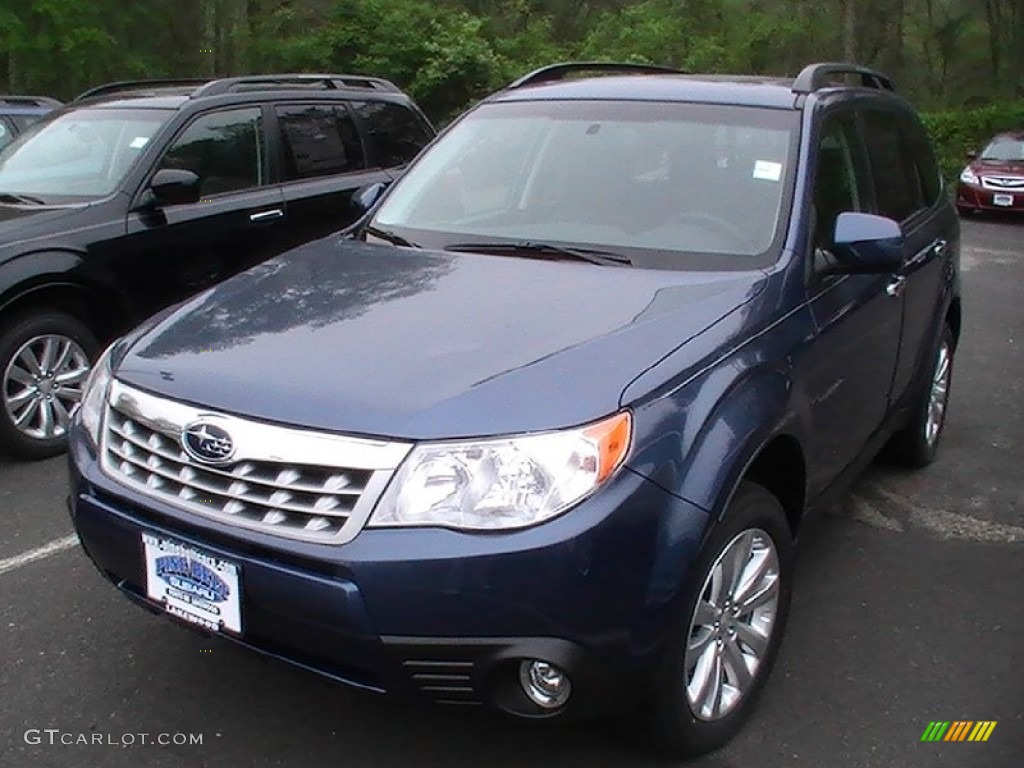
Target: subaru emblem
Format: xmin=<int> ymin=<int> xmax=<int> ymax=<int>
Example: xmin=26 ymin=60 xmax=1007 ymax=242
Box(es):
xmin=181 ymin=421 xmax=236 ymax=464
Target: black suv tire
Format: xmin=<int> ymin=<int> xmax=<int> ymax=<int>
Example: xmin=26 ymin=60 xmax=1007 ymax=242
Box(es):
xmin=0 ymin=310 xmax=98 ymax=460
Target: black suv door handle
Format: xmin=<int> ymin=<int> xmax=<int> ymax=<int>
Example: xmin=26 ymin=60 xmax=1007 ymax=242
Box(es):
xmin=931 ymin=239 xmax=948 ymax=258
xmin=886 ymin=275 xmax=906 ymax=298
xmin=249 ymin=209 xmax=284 ymax=223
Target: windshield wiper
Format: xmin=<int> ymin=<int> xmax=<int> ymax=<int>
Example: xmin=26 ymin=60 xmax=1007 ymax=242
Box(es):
xmin=444 ymin=240 xmax=632 ymax=267
xmin=363 ymin=224 xmax=420 ymax=248
xmin=0 ymin=192 xmax=46 ymax=205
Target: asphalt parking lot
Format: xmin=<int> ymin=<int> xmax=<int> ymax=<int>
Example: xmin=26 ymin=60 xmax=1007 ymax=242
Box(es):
xmin=1 ymin=217 xmax=1022 ymax=768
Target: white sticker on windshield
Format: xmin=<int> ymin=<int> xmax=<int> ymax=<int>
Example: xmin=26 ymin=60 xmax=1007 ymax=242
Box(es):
xmin=753 ymin=160 xmax=783 ymax=182
xmin=129 ymin=136 xmax=149 ymax=149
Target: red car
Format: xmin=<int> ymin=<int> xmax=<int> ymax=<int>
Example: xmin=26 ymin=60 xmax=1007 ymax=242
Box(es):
xmin=957 ymin=131 xmax=1024 ymax=214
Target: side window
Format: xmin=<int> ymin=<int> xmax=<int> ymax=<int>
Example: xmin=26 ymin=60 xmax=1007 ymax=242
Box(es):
xmin=11 ymin=114 xmax=43 ymax=132
xmin=812 ymin=113 xmax=870 ymax=251
xmin=862 ymin=109 xmax=925 ymax=222
xmin=275 ymin=104 xmax=365 ymax=181
xmin=158 ymin=108 xmax=265 ymax=197
xmin=351 ymin=101 xmax=432 ymax=168
xmin=0 ymin=118 xmax=12 ymax=151
xmin=901 ymin=113 xmax=942 ymax=208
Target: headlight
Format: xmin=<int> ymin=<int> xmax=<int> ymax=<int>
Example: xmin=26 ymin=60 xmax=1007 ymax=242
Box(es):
xmin=959 ymin=167 xmax=979 ymax=185
xmin=77 ymin=344 xmax=114 ymax=444
xmin=369 ymin=411 xmax=632 ymax=531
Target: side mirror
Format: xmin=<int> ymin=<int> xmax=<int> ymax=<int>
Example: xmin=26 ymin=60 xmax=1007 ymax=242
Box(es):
xmin=351 ymin=182 xmax=386 ymax=215
xmin=147 ymin=168 xmax=201 ymax=207
xmin=826 ymin=212 xmax=904 ymax=274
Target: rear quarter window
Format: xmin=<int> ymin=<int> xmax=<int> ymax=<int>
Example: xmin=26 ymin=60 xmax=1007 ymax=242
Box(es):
xmin=351 ymin=101 xmax=432 ymax=168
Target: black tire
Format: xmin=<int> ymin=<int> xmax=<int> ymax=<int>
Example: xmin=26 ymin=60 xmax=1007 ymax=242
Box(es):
xmin=882 ymin=325 xmax=955 ymax=468
xmin=642 ymin=481 xmax=794 ymax=758
xmin=0 ymin=310 xmax=99 ymax=460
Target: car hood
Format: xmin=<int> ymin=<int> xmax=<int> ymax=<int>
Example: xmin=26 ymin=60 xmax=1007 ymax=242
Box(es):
xmin=116 ymin=239 xmax=765 ymax=440
xmin=972 ymin=158 xmax=1024 ymax=176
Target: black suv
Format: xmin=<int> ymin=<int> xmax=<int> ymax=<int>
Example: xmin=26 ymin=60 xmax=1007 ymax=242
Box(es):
xmin=69 ymin=63 xmax=960 ymax=756
xmin=0 ymin=95 xmax=61 ymax=151
xmin=0 ymin=74 xmax=433 ymax=458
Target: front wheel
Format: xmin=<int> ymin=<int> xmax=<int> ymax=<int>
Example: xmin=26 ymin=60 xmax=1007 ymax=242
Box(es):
xmin=0 ymin=310 xmax=98 ymax=460
xmin=643 ymin=482 xmax=794 ymax=757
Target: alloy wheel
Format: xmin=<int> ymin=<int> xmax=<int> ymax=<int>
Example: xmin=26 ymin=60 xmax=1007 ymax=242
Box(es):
xmin=3 ymin=334 xmax=91 ymax=441
xmin=925 ymin=341 xmax=951 ymax=446
xmin=685 ymin=528 xmax=780 ymax=721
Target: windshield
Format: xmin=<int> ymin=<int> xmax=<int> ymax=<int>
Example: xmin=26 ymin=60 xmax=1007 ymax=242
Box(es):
xmin=0 ymin=107 xmax=172 ymax=203
xmin=980 ymin=138 xmax=1024 ymax=162
xmin=372 ymin=100 xmax=798 ymax=269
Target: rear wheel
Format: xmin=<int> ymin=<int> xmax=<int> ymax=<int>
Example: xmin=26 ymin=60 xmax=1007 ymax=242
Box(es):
xmin=0 ymin=310 xmax=98 ymax=459
xmin=643 ymin=481 xmax=794 ymax=757
xmin=883 ymin=325 xmax=954 ymax=468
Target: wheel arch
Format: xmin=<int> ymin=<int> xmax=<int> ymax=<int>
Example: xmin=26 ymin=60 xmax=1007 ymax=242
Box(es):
xmin=0 ymin=252 xmax=129 ymax=344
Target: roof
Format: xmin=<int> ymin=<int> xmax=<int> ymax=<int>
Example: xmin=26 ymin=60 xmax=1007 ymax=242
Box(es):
xmin=490 ymin=74 xmax=802 ymax=109
xmin=488 ymin=62 xmax=902 ymax=110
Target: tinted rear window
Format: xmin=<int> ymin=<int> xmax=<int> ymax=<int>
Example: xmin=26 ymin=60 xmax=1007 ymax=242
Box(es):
xmin=351 ymin=101 xmax=432 ymax=168
xmin=276 ymin=104 xmax=365 ymax=180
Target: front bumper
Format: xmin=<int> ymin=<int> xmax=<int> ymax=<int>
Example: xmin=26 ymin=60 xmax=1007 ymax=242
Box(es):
xmin=68 ymin=425 xmax=709 ymax=718
xmin=957 ymin=183 xmax=1024 ymax=212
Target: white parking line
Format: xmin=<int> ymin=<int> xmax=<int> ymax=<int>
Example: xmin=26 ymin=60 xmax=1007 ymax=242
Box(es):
xmin=0 ymin=534 xmax=79 ymax=577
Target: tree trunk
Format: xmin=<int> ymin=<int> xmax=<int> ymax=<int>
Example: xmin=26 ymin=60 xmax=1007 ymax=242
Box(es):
xmin=842 ymin=0 xmax=856 ymax=62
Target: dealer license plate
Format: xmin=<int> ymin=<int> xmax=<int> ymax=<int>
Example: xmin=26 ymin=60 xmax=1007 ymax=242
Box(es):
xmin=142 ymin=533 xmax=242 ymax=634
xmin=993 ymin=193 xmax=1014 ymax=206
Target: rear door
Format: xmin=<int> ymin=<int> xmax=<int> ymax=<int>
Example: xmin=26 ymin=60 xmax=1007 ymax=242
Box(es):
xmin=272 ymin=102 xmax=385 ymax=251
xmin=122 ymin=106 xmax=286 ymax=316
xmin=861 ymin=108 xmax=954 ymax=404
xmin=804 ymin=110 xmax=903 ymax=491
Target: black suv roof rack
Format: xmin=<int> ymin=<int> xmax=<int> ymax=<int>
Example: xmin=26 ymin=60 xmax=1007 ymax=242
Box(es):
xmin=75 ymin=79 xmax=211 ymax=102
xmin=792 ymin=63 xmax=896 ymax=93
xmin=191 ymin=74 xmax=400 ymax=97
xmin=0 ymin=95 xmax=63 ymax=107
xmin=507 ymin=61 xmax=686 ymax=90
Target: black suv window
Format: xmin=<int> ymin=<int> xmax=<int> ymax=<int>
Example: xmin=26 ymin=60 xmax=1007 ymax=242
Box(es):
xmin=351 ymin=101 xmax=432 ymax=168
xmin=158 ymin=108 xmax=266 ymax=197
xmin=862 ymin=109 xmax=924 ymax=222
xmin=276 ymin=104 xmax=365 ymax=181
xmin=812 ymin=113 xmax=870 ymax=250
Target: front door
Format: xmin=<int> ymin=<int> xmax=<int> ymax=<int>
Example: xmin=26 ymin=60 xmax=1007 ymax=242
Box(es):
xmin=803 ymin=111 xmax=903 ymax=493
xmin=122 ymin=106 xmax=286 ymax=321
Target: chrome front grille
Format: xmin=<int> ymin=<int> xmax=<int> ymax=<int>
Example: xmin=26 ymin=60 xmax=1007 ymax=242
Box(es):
xmin=100 ymin=380 xmax=411 ymax=543
xmin=981 ymin=175 xmax=1024 ymax=190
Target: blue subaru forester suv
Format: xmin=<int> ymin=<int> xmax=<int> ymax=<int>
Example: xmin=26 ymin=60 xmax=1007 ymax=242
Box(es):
xmin=68 ymin=62 xmax=960 ymax=756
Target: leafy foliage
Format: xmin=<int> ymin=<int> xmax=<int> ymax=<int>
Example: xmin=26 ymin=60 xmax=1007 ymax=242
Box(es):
xmin=921 ymin=102 xmax=1024 ymax=185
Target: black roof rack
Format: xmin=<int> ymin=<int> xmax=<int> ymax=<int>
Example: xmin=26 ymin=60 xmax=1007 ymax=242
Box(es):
xmin=507 ymin=61 xmax=686 ymax=90
xmin=75 ymin=79 xmax=211 ymax=102
xmin=792 ymin=63 xmax=896 ymax=93
xmin=191 ymin=74 xmax=400 ymax=97
xmin=0 ymin=95 xmax=63 ymax=108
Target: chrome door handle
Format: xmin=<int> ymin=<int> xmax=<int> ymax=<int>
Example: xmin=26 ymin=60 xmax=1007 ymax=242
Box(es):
xmin=886 ymin=275 xmax=906 ymax=297
xmin=249 ymin=209 xmax=284 ymax=223
xmin=931 ymin=238 xmax=948 ymax=257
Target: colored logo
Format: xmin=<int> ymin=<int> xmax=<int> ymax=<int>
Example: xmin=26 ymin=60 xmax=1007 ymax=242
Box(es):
xmin=155 ymin=555 xmax=229 ymax=602
xmin=182 ymin=421 xmax=235 ymax=464
xmin=921 ymin=721 xmax=997 ymax=742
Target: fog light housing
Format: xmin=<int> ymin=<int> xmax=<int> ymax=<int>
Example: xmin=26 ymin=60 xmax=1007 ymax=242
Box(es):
xmin=519 ymin=660 xmax=571 ymax=709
